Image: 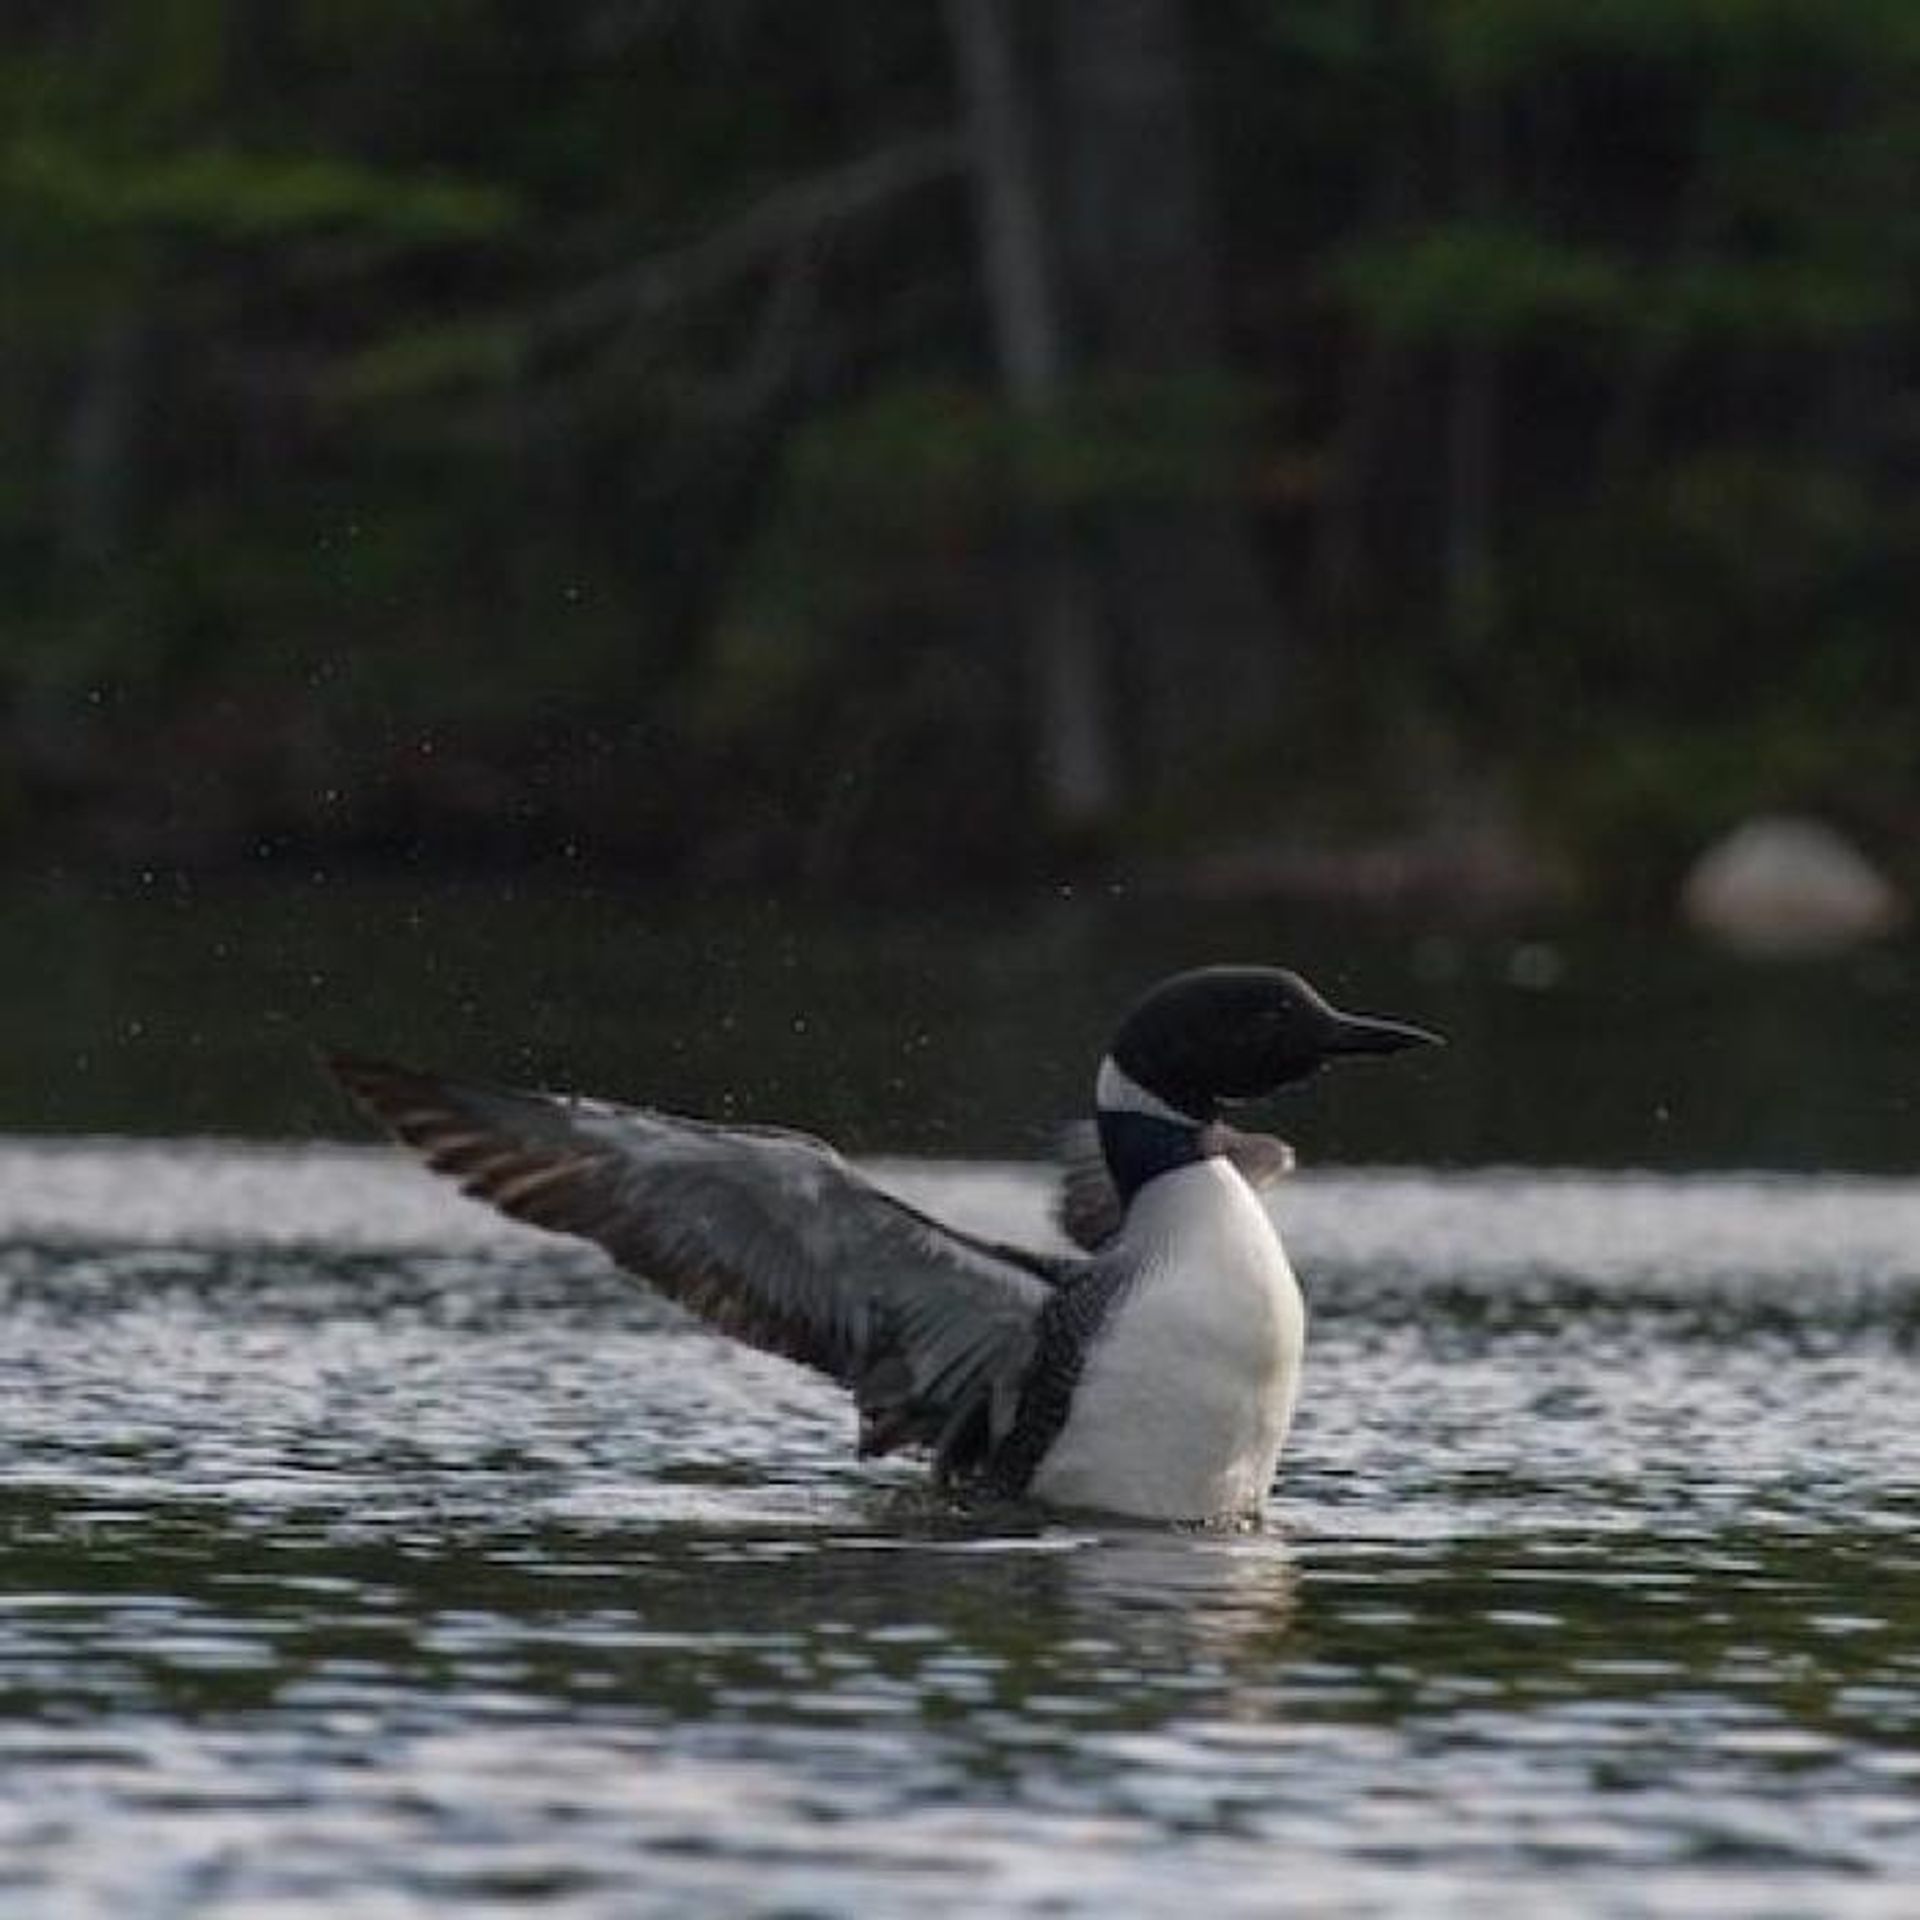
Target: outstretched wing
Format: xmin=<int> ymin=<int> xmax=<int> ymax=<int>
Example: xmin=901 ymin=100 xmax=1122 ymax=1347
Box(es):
xmin=1055 ymin=1119 xmax=1296 ymax=1250
xmin=328 ymin=1054 xmax=1060 ymax=1464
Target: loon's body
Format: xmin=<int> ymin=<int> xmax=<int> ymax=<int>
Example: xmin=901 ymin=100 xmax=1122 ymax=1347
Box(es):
xmin=1023 ymin=1156 xmax=1303 ymax=1521
xmin=331 ymin=965 xmax=1438 ymax=1526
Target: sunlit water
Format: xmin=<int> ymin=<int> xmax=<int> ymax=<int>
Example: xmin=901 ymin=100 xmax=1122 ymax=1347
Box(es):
xmin=5 ymin=1143 xmax=1920 ymax=1916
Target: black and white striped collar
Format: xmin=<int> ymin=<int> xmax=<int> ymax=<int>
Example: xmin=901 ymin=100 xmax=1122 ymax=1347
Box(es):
xmin=1094 ymin=1055 xmax=1212 ymax=1204
xmin=1095 ymin=1055 xmax=1200 ymax=1127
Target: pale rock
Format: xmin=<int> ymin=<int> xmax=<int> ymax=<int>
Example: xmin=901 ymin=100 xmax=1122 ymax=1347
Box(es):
xmin=1682 ymin=815 xmax=1905 ymax=956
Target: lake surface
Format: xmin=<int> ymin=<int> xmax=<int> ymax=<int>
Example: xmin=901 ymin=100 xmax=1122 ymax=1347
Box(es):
xmin=5 ymin=1141 xmax=1920 ymax=1916
xmin=7 ymin=874 xmax=1918 ymax=1168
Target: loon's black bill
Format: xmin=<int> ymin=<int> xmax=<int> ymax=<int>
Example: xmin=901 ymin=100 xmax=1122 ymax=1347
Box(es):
xmin=1325 ymin=1012 xmax=1445 ymax=1057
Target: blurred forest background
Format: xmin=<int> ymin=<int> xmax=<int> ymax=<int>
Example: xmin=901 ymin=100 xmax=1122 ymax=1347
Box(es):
xmin=4 ymin=0 xmax=1917 ymax=912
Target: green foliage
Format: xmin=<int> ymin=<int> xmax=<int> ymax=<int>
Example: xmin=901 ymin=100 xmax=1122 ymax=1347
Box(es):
xmin=5 ymin=136 xmax=517 ymax=242
xmin=1337 ymin=223 xmax=1899 ymax=345
xmin=762 ymin=373 xmax=1252 ymax=526
xmin=1430 ymin=0 xmax=1920 ymax=85
xmin=334 ymin=316 xmax=536 ymax=402
xmin=699 ymin=369 xmax=1260 ymax=745
xmin=0 ymin=0 xmax=1916 ymax=897
xmin=1505 ymin=451 xmax=1917 ymax=879
xmin=1335 ymin=222 xmax=1632 ymax=343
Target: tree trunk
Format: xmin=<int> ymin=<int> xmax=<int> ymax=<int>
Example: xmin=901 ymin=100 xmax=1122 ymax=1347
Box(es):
xmin=944 ymin=0 xmax=1119 ymax=836
xmin=1054 ymin=0 xmax=1284 ymax=804
xmin=59 ymin=315 xmax=148 ymax=569
xmin=1445 ymin=79 xmax=1500 ymax=659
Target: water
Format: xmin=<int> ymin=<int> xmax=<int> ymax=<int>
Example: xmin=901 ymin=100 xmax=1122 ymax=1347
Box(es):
xmin=9 ymin=875 xmax=1919 ymax=1168
xmin=5 ymin=1141 xmax=1920 ymax=1916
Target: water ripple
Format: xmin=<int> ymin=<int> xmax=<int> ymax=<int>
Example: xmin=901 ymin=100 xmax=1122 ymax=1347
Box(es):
xmin=4 ymin=1146 xmax=1920 ymax=1914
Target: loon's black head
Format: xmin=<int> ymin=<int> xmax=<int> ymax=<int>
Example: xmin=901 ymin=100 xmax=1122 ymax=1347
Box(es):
xmin=1105 ymin=964 xmax=1442 ymax=1122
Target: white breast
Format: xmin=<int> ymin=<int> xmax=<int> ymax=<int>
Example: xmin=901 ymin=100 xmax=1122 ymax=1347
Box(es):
xmin=1027 ymin=1157 xmax=1306 ymax=1524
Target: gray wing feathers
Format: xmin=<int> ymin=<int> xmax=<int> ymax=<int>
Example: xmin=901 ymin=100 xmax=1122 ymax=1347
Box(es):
xmin=328 ymin=1054 xmax=1052 ymax=1465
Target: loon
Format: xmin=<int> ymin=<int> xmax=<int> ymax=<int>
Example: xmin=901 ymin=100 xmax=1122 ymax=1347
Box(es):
xmin=328 ymin=965 xmax=1439 ymax=1526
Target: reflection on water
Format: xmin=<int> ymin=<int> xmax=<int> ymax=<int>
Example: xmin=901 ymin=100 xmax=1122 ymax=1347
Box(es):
xmin=3 ymin=875 xmax=1917 ymax=1169
xmin=3 ymin=1146 xmax=1920 ymax=1912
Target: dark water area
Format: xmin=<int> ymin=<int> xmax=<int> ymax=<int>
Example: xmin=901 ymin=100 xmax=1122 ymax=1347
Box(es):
xmin=5 ymin=879 xmax=1920 ymax=1913
xmin=4 ymin=1151 xmax=1920 ymax=1915
xmin=3 ymin=874 xmax=1916 ymax=1169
